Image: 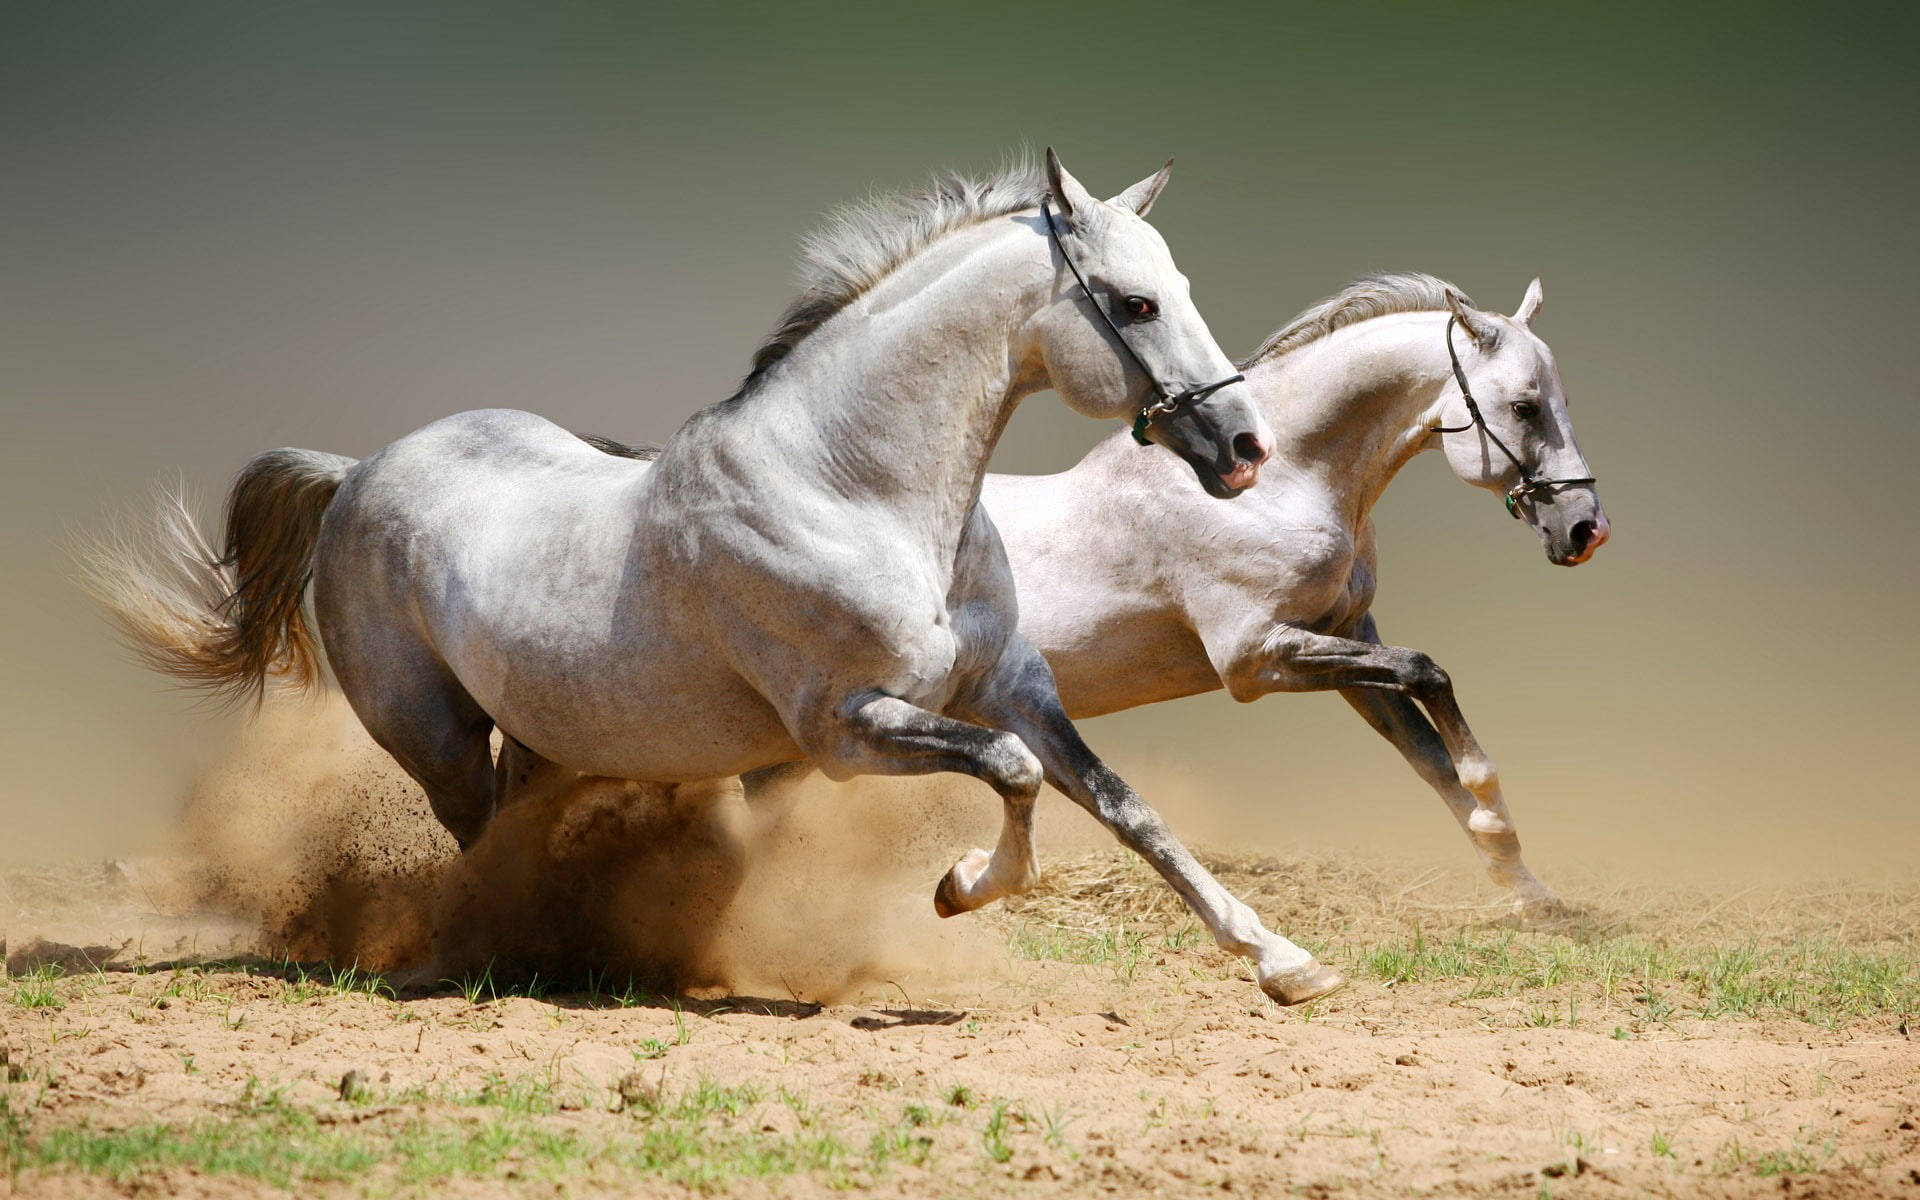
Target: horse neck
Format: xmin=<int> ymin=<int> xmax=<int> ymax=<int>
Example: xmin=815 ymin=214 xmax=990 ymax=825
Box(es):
xmin=1250 ymin=311 xmax=1456 ymax=526
xmin=746 ymin=218 xmax=1043 ymax=547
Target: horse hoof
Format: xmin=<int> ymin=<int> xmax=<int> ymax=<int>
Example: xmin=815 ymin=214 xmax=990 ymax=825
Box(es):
xmin=1515 ymin=893 xmax=1571 ymax=925
xmin=933 ymin=870 xmax=965 ymax=919
xmin=933 ymin=848 xmax=991 ymax=919
xmin=1261 ymin=960 xmax=1347 ymax=1006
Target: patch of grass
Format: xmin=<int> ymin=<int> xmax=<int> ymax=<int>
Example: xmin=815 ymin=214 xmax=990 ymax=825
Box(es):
xmin=324 ymin=963 xmax=393 ymax=1002
xmin=1036 ymin=1102 xmax=1076 ymax=1151
xmin=981 ymin=1099 xmax=1015 ymax=1164
xmin=15 ymin=1075 xmax=869 ymax=1193
xmin=1348 ymin=928 xmax=1918 ymax=1027
xmin=1008 ymin=920 xmax=1204 ymax=982
xmin=444 ymin=960 xmax=498 ymax=1006
xmin=9 ymin=965 xmax=65 ymax=1012
xmin=1714 ymin=1127 xmax=1866 ymax=1178
xmin=30 ymin=1115 xmax=381 ymax=1190
xmin=2 ymin=1090 xmax=29 ymax=1178
xmin=867 ymin=1119 xmax=935 ymax=1173
xmin=466 ymin=1071 xmax=558 ymax=1117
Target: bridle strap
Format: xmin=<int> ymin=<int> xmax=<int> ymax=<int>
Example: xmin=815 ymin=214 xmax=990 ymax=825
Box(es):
xmin=1433 ymin=316 xmax=1595 ymax=518
xmin=1041 ymin=200 xmax=1244 ymax=446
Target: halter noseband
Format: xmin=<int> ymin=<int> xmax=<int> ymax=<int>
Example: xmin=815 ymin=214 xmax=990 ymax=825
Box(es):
xmin=1041 ymin=200 xmax=1244 ymax=446
xmin=1432 ymin=316 xmax=1596 ymax=518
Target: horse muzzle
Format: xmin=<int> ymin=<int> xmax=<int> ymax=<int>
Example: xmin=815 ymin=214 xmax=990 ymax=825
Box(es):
xmin=1147 ymin=386 xmax=1271 ymax=498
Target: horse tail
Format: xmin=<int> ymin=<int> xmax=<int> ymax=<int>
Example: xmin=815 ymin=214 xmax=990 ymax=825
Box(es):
xmin=78 ymin=448 xmax=358 ymax=707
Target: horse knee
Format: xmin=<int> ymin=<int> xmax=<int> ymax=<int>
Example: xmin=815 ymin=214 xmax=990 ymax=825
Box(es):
xmin=984 ymin=732 xmax=1043 ymax=801
xmin=1404 ymin=652 xmax=1451 ymax=698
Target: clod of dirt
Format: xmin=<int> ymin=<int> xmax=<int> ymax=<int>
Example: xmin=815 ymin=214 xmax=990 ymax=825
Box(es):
xmin=1394 ymin=1053 xmax=1418 ymax=1067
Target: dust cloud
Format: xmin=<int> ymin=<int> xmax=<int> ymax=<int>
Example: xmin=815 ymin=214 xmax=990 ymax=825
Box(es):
xmin=163 ymin=697 xmax=1005 ymax=1003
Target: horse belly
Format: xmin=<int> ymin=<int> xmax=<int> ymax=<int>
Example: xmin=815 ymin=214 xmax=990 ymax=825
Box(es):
xmin=1025 ymin=603 xmax=1222 ymax=719
xmin=444 ymin=552 xmax=805 ymax=781
xmin=495 ymin=653 xmax=801 ymax=782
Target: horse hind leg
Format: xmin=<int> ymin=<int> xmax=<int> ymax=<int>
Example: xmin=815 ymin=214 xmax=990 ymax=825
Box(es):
xmin=384 ymin=698 xmax=495 ymax=851
xmin=332 ymin=640 xmax=498 ymax=850
xmin=495 ymin=736 xmax=577 ymax=816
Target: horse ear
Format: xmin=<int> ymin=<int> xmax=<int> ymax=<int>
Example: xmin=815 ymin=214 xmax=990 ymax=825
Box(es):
xmin=1109 ymin=159 xmax=1174 ymax=216
xmin=1515 ymin=277 xmax=1545 ymax=327
xmin=1445 ymin=288 xmax=1500 ymax=348
xmin=1044 ymin=147 xmax=1097 ymax=221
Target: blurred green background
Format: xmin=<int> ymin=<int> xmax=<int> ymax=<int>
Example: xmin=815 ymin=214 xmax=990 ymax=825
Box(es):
xmin=3 ymin=2 xmax=1915 ymax=877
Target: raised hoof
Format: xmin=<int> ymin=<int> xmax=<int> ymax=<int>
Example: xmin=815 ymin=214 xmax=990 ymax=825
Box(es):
xmin=933 ymin=868 xmax=966 ymax=919
xmin=1260 ymin=960 xmax=1347 ymax=1007
xmin=933 ymin=849 xmax=992 ymax=919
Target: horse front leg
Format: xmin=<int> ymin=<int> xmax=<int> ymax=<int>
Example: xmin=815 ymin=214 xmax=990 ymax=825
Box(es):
xmin=1336 ymin=687 xmax=1561 ymax=917
xmin=813 ymin=693 xmax=1043 ymax=917
xmin=1219 ymin=615 xmax=1559 ymax=917
xmin=963 ymin=639 xmax=1345 ymax=1006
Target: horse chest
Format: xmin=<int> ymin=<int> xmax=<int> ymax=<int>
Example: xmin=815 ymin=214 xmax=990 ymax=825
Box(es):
xmin=1314 ymin=557 xmax=1378 ymax=634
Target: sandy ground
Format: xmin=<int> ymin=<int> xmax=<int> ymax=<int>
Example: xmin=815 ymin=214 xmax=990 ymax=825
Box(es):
xmin=2 ymin=707 xmax=1917 ymax=1196
xmin=5 ymin=853 xmax=1918 ymax=1198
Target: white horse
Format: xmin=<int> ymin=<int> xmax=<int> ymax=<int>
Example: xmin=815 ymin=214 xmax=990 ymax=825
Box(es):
xmin=89 ymin=152 xmax=1353 ymax=1005
xmin=988 ymin=274 xmax=1609 ymax=927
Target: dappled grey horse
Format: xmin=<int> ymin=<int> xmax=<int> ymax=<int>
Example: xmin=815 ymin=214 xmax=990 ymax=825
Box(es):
xmin=989 ymin=276 xmax=1608 ymax=964
xmin=88 ymin=152 xmax=1353 ymax=1005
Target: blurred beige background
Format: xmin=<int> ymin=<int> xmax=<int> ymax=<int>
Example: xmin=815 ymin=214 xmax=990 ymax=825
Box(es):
xmin=3 ymin=3 xmax=1915 ymax=881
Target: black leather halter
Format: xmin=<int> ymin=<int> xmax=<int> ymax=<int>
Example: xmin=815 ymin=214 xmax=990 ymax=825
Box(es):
xmin=1433 ymin=316 xmax=1596 ymax=518
xmin=1041 ymin=200 xmax=1244 ymax=446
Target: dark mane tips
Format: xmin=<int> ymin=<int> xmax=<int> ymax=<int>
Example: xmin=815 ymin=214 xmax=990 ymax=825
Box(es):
xmin=575 ymin=433 xmax=662 ymax=461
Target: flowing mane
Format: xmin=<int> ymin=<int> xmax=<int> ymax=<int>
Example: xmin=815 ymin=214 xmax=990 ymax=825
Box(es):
xmin=1238 ymin=273 xmax=1469 ymax=369
xmin=740 ymin=160 xmax=1047 ymax=390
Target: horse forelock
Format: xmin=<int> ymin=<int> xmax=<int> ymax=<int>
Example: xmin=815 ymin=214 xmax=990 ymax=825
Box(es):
xmin=1239 ymin=273 xmax=1471 ymax=370
xmin=736 ymin=159 xmax=1048 ymax=393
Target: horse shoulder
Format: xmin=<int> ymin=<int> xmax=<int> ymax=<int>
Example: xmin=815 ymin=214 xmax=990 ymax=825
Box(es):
xmin=1182 ymin=503 xmax=1362 ymax=699
xmin=944 ymin=503 xmax=1022 ymax=688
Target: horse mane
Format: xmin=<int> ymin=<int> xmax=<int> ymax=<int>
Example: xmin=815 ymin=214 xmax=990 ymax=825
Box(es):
xmin=1238 ymin=273 xmax=1470 ymax=369
xmin=574 ymin=432 xmax=661 ymax=461
xmin=737 ymin=159 xmax=1047 ymax=393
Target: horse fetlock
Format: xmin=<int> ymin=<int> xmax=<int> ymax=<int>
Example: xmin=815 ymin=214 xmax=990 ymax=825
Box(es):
xmin=1455 ymin=757 xmax=1498 ymax=794
xmin=1473 ymin=827 xmax=1524 ymax=864
xmin=1405 ymin=653 xmax=1450 ymax=697
xmin=1466 ymin=805 xmax=1512 ymax=836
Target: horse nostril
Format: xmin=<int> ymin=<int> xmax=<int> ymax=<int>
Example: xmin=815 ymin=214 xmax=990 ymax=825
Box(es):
xmin=1231 ymin=431 xmax=1268 ymax=466
xmin=1570 ymin=520 xmax=1596 ymax=552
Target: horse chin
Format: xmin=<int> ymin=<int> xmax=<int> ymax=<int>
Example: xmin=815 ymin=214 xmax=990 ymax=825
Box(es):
xmin=1179 ymin=452 xmax=1249 ymax=499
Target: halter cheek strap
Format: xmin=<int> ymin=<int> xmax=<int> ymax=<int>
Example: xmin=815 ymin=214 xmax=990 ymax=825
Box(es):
xmin=1432 ymin=316 xmax=1596 ymax=518
xmin=1041 ymin=200 xmax=1244 ymax=446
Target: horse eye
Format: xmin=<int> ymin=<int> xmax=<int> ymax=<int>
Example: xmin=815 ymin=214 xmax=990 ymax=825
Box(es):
xmin=1123 ymin=295 xmax=1158 ymax=320
xmin=1512 ymin=400 xmax=1541 ymax=420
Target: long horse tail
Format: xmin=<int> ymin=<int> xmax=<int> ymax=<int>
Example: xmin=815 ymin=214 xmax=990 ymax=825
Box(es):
xmin=78 ymin=448 xmax=358 ymax=707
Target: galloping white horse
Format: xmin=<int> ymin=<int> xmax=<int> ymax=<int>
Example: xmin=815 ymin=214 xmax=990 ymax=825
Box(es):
xmin=989 ymin=275 xmax=1609 ymax=928
xmin=90 ymin=153 xmax=1354 ymax=1005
